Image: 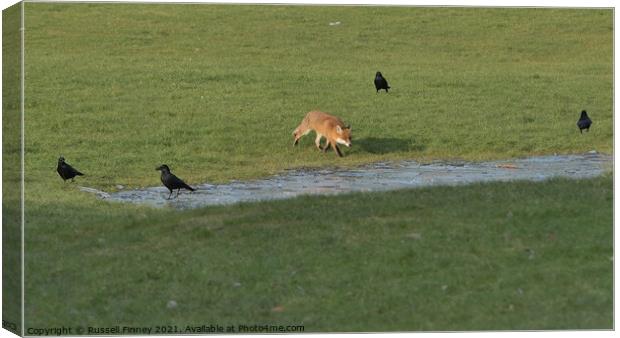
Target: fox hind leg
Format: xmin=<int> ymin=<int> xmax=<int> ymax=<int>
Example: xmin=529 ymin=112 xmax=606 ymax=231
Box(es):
xmin=322 ymin=140 xmax=330 ymax=152
xmin=315 ymin=133 xmax=324 ymax=151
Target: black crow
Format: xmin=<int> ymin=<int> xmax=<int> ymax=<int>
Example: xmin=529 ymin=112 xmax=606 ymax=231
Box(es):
xmin=57 ymin=156 xmax=84 ymax=182
xmin=374 ymin=71 xmax=390 ymax=93
xmin=156 ymin=164 xmax=196 ymax=199
xmin=577 ymin=110 xmax=592 ymax=133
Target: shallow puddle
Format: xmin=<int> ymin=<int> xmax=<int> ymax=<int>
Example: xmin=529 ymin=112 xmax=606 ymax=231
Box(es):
xmin=85 ymin=152 xmax=612 ymax=209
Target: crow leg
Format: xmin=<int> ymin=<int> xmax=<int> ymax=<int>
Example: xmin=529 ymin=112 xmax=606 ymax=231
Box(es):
xmin=167 ymin=190 xmax=172 ymax=200
xmin=175 ymin=189 xmax=181 ymax=198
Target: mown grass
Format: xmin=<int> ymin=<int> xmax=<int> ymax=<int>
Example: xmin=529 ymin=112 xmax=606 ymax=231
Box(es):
xmin=23 ymin=4 xmax=612 ymax=188
xmin=22 ymin=176 xmax=612 ymax=330
xmin=13 ymin=3 xmax=613 ymax=331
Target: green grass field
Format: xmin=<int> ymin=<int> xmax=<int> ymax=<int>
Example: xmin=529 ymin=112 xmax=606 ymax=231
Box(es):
xmin=22 ymin=176 xmax=613 ymax=331
xmin=24 ymin=4 xmax=612 ymax=187
xmin=9 ymin=3 xmax=614 ymax=331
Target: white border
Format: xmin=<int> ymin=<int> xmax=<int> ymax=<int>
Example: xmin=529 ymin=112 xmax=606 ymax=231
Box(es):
xmin=0 ymin=2 xmax=616 ymax=338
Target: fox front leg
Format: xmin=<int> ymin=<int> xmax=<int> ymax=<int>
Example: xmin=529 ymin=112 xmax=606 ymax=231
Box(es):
xmin=331 ymin=142 xmax=343 ymax=157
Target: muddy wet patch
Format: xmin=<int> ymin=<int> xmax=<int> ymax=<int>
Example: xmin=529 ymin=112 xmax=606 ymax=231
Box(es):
xmin=82 ymin=153 xmax=612 ymax=209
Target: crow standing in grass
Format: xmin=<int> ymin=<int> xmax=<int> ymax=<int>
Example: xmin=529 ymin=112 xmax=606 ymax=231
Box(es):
xmin=57 ymin=156 xmax=84 ymax=182
xmin=156 ymin=164 xmax=196 ymax=199
xmin=577 ymin=110 xmax=592 ymax=133
xmin=374 ymin=71 xmax=391 ymax=93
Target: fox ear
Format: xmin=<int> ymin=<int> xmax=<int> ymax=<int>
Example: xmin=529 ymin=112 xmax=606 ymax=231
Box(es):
xmin=336 ymin=125 xmax=343 ymax=134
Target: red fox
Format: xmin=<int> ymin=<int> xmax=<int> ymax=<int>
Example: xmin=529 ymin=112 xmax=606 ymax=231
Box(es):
xmin=293 ymin=111 xmax=352 ymax=157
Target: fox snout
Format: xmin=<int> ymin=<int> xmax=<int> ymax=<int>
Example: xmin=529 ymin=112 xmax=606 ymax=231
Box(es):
xmin=345 ymin=136 xmax=352 ymax=147
xmin=335 ymin=137 xmax=351 ymax=147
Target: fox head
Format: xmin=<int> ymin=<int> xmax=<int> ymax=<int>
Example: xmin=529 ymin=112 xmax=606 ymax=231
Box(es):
xmin=335 ymin=125 xmax=352 ymax=147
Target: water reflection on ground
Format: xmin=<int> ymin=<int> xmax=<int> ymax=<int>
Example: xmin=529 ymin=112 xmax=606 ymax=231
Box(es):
xmin=84 ymin=153 xmax=611 ymax=209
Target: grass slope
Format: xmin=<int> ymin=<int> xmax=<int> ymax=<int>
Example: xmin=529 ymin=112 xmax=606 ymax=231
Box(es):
xmin=23 ymin=4 xmax=612 ymax=188
xmin=23 ymin=176 xmax=612 ymax=330
xmin=13 ymin=4 xmax=613 ymax=331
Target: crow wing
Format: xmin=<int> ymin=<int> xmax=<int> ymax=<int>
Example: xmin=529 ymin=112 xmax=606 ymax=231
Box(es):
xmin=67 ymin=164 xmax=84 ymax=176
xmin=165 ymin=173 xmax=195 ymax=191
xmin=577 ymin=117 xmax=592 ymax=129
xmin=374 ymin=76 xmax=389 ymax=90
xmin=58 ymin=163 xmax=83 ymax=179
